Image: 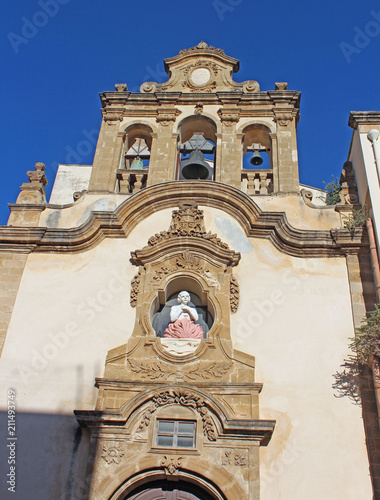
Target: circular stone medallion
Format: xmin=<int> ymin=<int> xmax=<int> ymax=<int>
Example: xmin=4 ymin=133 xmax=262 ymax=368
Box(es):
xmin=190 ymin=67 xmax=211 ymax=87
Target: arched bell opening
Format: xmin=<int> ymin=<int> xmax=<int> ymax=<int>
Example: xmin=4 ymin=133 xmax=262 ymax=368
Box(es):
xmin=121 ymin=124 xmax=153 ymax=170
xmin=241 ymin=123 xmax=272 ymax=167
xmin=241 ymin=123 xmax=274 ymax=195
xmin=150 ymin=276 xmax=215 ymax=339
xmin=176 ymin=116 xmax=217 ymax=181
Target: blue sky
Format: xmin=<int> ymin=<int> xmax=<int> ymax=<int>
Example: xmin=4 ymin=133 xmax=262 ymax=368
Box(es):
xmin=1 ymin=0 xmax=380 ymax=225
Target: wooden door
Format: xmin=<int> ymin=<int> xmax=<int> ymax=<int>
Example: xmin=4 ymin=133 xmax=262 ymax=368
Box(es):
xmin=126 ymin=480 xmax=211 ymax=499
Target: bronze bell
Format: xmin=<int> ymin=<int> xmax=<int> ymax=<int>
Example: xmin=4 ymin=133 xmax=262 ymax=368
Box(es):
xmin=250 ymin=150 xmax=263 ymax=166
xmin=182 ymin=149 xmax=210 ymax=180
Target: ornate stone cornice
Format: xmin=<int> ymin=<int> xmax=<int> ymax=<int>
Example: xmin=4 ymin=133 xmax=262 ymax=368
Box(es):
xmin=75 ymin=383 xmax=275 ymax=445
xmin=349 ymin=111 xmax=380 ymax=129
xmin=0 ymin=182 xmax=369 ymax=257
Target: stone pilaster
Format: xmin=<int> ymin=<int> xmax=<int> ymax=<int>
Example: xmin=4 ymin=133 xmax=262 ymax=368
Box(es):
xmin=88 ymin=109 xmax=124 ymax=192
xmin=216 ymin=108 xmax=241 ymax=187
xmin=273 ymin=109 xmax=299 ymax=193
xmin=146 ymin=109 xmax=181 ymax=185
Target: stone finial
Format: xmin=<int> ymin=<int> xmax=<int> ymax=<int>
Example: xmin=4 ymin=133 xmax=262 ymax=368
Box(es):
xmin=115 ymin=83 xmax=128 ymax=92
xmin=27 ymin=162 xmax=47 ymax=186
xmin=16 ymin=162 xmax=48 ymax=204
xmin=275 ymin=82 xmax=288 ymax=91
xmin=8 ymin=162 xmax=48 ymax=226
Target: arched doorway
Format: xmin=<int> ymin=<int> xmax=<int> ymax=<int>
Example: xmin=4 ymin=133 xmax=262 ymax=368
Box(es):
xmin=126 ymin=480 xmax=213 ymax=500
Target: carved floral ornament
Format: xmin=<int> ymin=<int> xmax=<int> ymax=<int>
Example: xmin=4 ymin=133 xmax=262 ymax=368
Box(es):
xmin=222 ymin=449 xmax=248 ymax=467
xmin=161 ymin=456 xmax=183 ymax=475
xmin=101 ymin=442 xmax=124 ymax=465
xmin=137 ymin=388 xmax=217 ymax=441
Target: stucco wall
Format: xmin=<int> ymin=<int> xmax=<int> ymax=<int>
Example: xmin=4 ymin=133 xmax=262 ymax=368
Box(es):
xmin=0 ymin=206 xmax=371 ymax=499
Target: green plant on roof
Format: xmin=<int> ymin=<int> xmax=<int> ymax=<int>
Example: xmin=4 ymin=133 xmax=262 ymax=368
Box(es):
xmin=342 ymin=205 xmax=367 ymax=233
xmin=323 ymin=175 xmax=342 ymax=205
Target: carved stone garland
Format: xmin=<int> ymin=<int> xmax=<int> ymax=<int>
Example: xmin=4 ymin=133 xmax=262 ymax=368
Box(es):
xmin=230 ymin=276 xmax=239 ymax=313
xmin=130 ymin=273 xmax=141 ymax=307
xmin=128 ymin=359 xmax=232 ymax=381
xmin=137 ymin=389 xmax=217 ymax=441
xmin=150 ymin=251 xmax=221 ymax=290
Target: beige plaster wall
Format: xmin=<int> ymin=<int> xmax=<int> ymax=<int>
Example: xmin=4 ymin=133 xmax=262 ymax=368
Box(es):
xmin=257 ymin=193 xmax=341 ymax=230
xmin=39 ymin=189 xmax=341 ymax=232
xmin=0 ymin=205 xmax=371 ymax=499
xmin=207 ymin=206 xmax=371 ymax=499
xmin=39 ymin=193 xmax=129 ymax=228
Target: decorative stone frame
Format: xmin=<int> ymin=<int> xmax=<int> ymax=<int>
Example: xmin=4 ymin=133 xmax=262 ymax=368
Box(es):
xmin=75 ymin=201 xmax=275 ymax=499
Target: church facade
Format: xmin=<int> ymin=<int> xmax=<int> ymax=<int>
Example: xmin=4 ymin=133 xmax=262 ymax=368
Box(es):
xmin=0 ymin=43 xmax=377 ymax=499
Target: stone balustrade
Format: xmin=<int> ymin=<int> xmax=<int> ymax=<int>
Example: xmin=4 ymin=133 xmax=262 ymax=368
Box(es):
xmin=241 ymin=169 xmax=273 ymax=195
xmin=116 ymin=168 xmax=148 ymax=194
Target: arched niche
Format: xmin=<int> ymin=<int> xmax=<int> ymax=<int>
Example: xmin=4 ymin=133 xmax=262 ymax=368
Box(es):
xmin=150 ymin=276 xmax=215 ymax=338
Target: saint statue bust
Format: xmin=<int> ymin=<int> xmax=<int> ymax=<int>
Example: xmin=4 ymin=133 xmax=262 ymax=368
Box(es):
xmin=152 ymin=291 xmax=209 ymax=339
xmin=164 ymin=291 xmax=204 ymax=339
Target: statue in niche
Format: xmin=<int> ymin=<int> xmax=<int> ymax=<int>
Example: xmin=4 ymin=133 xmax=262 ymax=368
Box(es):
xmin=152 ymin=291 xmax=209 ymax=339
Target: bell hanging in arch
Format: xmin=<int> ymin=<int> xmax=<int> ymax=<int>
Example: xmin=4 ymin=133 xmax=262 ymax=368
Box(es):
xmin=182 ymin=149 xmax=210 ymax=180
xmin=250 ymin=150 xmax=263 ymax=166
